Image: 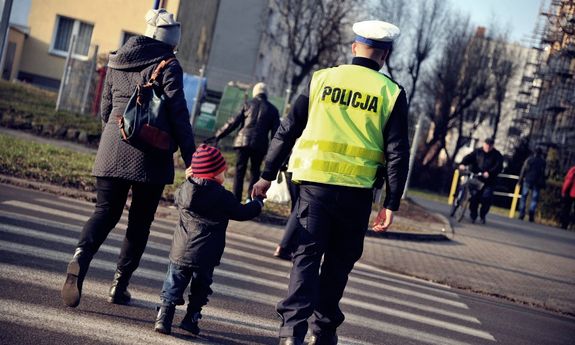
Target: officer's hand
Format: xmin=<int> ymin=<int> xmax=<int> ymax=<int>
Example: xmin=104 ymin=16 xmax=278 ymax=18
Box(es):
xmin=483 ymin=171 xmax=490 ymax=178
xmin=185 ymin=166 xmax=193 ymax=179
xmin=372 ymin=208 xmax=393 ymax=232
xmin=458 ymin=164 xmax=466 ymax=171
xmin=251 ymin=178 xmax=272 ymax=200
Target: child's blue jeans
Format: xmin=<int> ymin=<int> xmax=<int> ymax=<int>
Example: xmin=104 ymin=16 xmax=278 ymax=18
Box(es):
xmin=160 ymin=262 xmax=214 ymax=312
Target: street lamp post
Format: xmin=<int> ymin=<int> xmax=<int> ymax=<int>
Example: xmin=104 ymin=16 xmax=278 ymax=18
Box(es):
xmin=402 ymin=113 xmax=423 ymax=199
xmin=0 ymin=0 xmax=14 ymax=74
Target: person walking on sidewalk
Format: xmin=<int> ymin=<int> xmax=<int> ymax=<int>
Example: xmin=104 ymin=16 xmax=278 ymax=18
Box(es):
xmin=209 ymin=82 xmax=280 ymax=202
xmin=252 ymin=20 xmax=409 ymax=345
xmin=518 ymin=148 xmax=547 ymax=222
xmin=459 ymin=138 xmax=503 ymax=224
xmin=154 ymin=144 xmax=263 ymax=335
xmin=61 ymin=9 xmax=196 ymax=308
xmin=560 ymin=165 xmax=575 ymax=229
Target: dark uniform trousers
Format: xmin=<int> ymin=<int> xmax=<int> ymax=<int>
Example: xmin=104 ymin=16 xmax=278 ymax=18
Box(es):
xmin=277 ymin=182 xmax=372 ymax=339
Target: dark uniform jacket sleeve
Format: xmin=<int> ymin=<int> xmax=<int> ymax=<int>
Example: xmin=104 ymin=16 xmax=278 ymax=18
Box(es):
xmin=382 ymin=89 xmax=410 ymax=211
xmin=261 ymin=94 xmax=309 ymax=181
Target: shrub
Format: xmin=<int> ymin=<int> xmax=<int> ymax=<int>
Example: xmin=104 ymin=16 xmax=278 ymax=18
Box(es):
xmin=535 ymin=180 xmax=563 ymax=226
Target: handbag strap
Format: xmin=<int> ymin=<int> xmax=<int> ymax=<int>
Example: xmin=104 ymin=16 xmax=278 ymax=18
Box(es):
xmin=137 ymin=57 xmax=176 ymax=105
xmin=144 ymin=57 xmax=177 ymax=87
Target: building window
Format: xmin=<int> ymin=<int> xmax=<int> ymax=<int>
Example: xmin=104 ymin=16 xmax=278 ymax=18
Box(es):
xmin=51 ymin=15 xmax=94 ymax=58
xmin=121 ymin=31 xmax=138 ymax=47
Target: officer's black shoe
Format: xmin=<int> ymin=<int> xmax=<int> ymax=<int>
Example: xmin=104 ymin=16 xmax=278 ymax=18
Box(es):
xmin=528 ymin=213 xmax=535 ymax=222
xmin=470 ymin=216 xmax=476 ymax=224
xmin=180 ymin=310 xmax=201 ymax=335
xmin=278 ymin=336 xmax=303 ymax=345
xmin=479 ymin=217 xmax=486 ymax=225
xmin=108 ymin=270 xmax=132 ymax=305
xmin=308 ymin=334 xmax=338 ymax=345
xmin=154 ymin=304 xmax=176 ymax=335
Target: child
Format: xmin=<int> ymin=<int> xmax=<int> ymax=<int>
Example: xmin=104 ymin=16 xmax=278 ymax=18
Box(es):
xmin=154 ymin=144 xmax=263 ymax=335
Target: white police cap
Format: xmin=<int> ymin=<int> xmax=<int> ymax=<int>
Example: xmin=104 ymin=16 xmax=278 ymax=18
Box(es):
xmin=353 ymin=20 xmax=400 ymax=49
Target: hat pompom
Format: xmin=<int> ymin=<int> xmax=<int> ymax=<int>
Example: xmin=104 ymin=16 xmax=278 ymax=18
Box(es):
xmin=144 ymin=9 xmax=181 ymax=47
xmin=252 ymin=82 xmax=267 ymax=97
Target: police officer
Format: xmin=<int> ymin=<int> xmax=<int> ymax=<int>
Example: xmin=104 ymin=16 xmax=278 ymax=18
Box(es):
xmin=252 ymin=20 xmax=409 ymax=345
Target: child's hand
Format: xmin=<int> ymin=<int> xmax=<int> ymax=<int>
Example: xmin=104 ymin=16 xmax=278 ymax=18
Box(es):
xmin=252 ymin=197 xmax=265 ymax=208
xmin=185 ymin=166 xmax=193 ymax=179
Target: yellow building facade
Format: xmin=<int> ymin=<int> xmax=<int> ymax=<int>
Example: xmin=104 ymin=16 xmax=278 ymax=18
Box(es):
xmin=18 ymin=0 xmax=180 ymax=89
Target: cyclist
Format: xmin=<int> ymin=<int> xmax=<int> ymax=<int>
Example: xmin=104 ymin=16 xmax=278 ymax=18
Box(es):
xmin=458 ymin=138 xmax=503 ymax=224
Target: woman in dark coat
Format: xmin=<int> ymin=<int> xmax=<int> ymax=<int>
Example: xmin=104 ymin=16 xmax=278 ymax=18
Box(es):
xmin=62 ymin=9 xmax=196 ymax=308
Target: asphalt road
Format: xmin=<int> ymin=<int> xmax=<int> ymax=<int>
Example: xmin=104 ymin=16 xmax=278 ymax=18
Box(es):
xmin=0 ymin=184 xmax=574 ymax=345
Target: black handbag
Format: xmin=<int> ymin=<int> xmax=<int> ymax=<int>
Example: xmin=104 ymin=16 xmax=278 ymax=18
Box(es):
xmin=118 ymin=57 xmax=176 ymax=151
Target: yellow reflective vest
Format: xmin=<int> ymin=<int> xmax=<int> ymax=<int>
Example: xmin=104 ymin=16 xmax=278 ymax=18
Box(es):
xmin=289 ymin=64 xmax=401 ymax=188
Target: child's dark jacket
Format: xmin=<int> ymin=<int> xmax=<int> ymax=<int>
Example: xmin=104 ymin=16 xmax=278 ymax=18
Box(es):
xmin=170 ymin=177 xmax=262 ymax=268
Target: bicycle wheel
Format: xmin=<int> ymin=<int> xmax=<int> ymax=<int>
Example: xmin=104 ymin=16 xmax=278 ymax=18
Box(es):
xmin=449 ymin=188 xmax=463 ymax=217
xmin=455 ymin=197 xmax=468 ymax=222
xmin=449 ymin=201 xmax=459 ymax=217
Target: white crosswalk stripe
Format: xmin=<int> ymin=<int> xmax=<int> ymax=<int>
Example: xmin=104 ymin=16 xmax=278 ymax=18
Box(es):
xmin=0 ymin=196 xmax=497 ymax=344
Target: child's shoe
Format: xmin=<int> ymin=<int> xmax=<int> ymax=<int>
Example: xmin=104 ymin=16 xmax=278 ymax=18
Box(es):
xmin=154 ymin=303 xmax=176 ymax=334
xmin=180 ymin=310 xmax=201 ymax=335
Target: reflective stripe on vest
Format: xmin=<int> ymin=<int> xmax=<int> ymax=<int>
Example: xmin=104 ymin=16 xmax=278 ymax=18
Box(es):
xmin=289 ymin=64 xmax=401 ymax=188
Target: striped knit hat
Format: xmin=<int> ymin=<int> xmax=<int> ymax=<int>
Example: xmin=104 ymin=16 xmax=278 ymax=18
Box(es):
xmin=191 ymin=144 xmax=227 ymax=179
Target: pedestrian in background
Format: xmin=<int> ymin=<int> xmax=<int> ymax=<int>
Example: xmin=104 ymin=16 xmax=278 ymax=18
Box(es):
xmin=459 ymin=138 xmax=503 ymax=224
xmin=518 ymin=148 xmax=547 ymax=222
xmin=154 ymin=144 xmax=263 ymax=335
xmin=560 ymin=165 xmax=575 ymax=229
xmin=209 ymin=82 xmax=280 ymax=202
xmin=61 ymin=9 xmax=196 ymax=308
xmin=252 ymin=20 xmax=409 ymax=345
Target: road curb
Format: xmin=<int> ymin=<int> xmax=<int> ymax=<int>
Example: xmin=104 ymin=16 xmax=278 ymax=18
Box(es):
xmin=367 ymin=199 xmax=455 ymax=241
xmin=0 ymin=175 xmax=96 ymax=202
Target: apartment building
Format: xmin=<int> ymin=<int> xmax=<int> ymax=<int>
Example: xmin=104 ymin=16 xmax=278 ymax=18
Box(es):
xmin=15 ymin=0 xmax=179 ymax=89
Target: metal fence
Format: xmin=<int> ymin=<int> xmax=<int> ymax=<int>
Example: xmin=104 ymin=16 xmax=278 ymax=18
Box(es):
xmin=55 ymin=35 xmax=100 ymax=115
xmin=448 ymin=170 xmax=522 ymax=218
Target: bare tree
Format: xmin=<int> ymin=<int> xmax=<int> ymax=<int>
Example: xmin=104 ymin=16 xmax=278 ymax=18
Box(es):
xmin=372 ymin=0 xmax=410 ymax=79
xmin=269 ymin=0 xmax=358 ymax=97
xmin=420 ymin=17 xmax=493 ymax=167
xmin=489 ymin=34 xmax=518 ymax=140
xmin=373 ymin=0 xmax=448 ymax=115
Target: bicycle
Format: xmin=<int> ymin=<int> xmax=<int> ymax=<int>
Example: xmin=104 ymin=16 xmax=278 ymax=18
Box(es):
xmin=449 ymin=170 xmax=485 ymax=222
